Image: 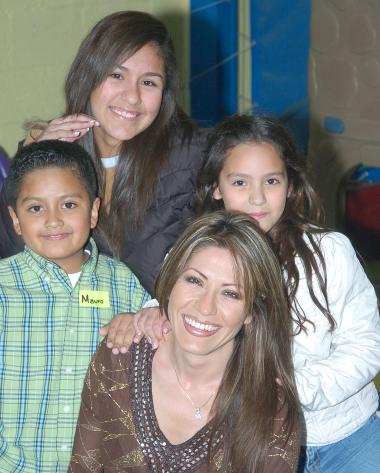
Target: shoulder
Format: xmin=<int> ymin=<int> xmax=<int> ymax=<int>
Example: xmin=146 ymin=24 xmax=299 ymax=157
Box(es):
xmin=303 ymin=230 xmax=356 ymax=262
xmin=95 ymin=253 xmax=140 ymax=279
xmin=0 ymin=252 xmax=26 ymax=276
xmin=96 ymin=253 xmax=136 ymax=274
xmin=167 ymin=126 xmax=208 ymax=170
xmin=308 ymin=231 xmax=377 ymax=301
xmin=95 ymin=254 xmax=148 ymax=293
xmin=317 ymin=231 xmax=355 ymax=253
xmin=90 ymin=337 xmax=132 ymax=380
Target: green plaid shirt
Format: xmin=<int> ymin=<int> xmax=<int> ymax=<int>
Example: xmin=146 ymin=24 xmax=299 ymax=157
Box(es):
xmin=0 ymin=239 xmax=149 ymax=472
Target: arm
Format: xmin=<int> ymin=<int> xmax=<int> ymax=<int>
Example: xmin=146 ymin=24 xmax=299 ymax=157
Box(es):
xmin=294 ymin=232 xmax=380 ymax=411
xmin=108 ymin=130 xmax=206 ymax=294
xmin=68 ymin=345 xmax=107 ymax=472
xmin=264 ymin=401 xmax=300 ymax=473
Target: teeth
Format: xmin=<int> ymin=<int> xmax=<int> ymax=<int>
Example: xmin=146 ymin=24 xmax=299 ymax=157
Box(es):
xmin=112 ymin=108 xmax=138 ymax=118
xmin=184 ymin=315 xmax=218 ymax=332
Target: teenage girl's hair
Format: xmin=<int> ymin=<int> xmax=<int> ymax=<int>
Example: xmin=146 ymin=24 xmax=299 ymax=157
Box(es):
xmin=5 ymin=140 xmax=98 ymax=208
xmin=196 ymin=114 xmax=335 ymax=333
xmin=64 ymin=10 xmax=195 ymax=254
xmin=155 ymin=211 xmax=299 ymax=473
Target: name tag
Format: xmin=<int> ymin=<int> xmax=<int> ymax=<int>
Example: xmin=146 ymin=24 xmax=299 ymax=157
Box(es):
xmin=79 ymin=290 xmax=110 ymax=308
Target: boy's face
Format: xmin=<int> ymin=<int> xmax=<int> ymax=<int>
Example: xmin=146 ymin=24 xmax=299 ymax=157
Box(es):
xmin=8 ymin=166 xmax=100 ymax=274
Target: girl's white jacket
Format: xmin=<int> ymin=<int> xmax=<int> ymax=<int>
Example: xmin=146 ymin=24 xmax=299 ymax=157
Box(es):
xmin=292 ymin=231 xmax=380 ymax=445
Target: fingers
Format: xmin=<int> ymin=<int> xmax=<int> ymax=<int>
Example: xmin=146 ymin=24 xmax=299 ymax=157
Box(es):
xmin=102 ymin=313 xmax=134 ymax=354
xmin=133 ymin=308 xmax=168 ymax=349
xmin=36 ymin=114 xmax=100 ymax=143
xmin=99 ymin=324 xmax=109 ymax=336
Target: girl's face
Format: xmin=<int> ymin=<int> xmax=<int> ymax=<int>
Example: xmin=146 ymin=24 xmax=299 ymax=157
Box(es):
xmin=90 ymin=43 xmax=165 ymax=157
xmin=213 ymin=142 xmax=289 ymax=232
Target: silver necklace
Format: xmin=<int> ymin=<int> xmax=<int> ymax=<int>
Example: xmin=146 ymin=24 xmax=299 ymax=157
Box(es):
xmin=172 ymin=363 xmax=215 ymax=420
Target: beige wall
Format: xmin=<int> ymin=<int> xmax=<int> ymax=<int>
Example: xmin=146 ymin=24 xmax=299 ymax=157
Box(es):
xmin=308 ymin=0 xmax=380 ymax=226
xmin=0 ymin=0 xmax=190 ymax=157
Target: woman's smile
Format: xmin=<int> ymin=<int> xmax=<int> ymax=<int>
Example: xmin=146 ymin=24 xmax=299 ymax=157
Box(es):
xmin=182 ymin=314 xmax=221 ymax=337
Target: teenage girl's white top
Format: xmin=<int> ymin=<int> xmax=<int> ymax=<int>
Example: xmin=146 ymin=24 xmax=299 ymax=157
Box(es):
xmin=292 ymin=231 xmax=380 ymax=446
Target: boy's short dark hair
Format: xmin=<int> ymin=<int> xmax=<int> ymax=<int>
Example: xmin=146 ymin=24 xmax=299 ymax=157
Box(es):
xmin=5 ymin=140 xmax=98 ymax=208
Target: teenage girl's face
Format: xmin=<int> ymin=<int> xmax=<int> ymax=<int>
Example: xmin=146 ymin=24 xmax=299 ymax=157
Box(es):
xmin=90 ymin=43 xmax=165 ymax=157
xmin=213 ymin=142 xmax=289 ymax=232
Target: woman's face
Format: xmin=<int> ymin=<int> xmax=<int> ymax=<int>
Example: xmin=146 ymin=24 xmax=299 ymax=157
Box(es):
xmin=90 ymin=43 xmax=165 ymax=157
xmin=167 ymin=246 xmax=252 ymax=359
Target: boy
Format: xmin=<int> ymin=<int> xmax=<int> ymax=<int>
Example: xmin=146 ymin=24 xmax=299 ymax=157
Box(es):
xmin=0 ymin=140 xmax=149 ymax=472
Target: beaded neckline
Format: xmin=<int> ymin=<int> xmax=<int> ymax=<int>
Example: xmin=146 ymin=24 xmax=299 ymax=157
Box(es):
xmin=129 ymin=340 xmax=223 ymax=472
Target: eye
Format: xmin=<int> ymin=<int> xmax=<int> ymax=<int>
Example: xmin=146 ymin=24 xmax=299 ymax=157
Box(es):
xmin=223 ymin=289 xmax=242 ymax=300
xmin=184 ymin=275 xmax=203 ymax=287
xmin=232 ymin=179 xmax=246 ymax=187
xmin=266 ymin=177 xmax=280 ymax=185
xmin=62 ymin=202 xmax=77 ymax=210
xmin=110 ymin=72 xmax=123 ymax=80
xmin=142 ymin=79 xmax=157 ymax=87
xmin=28 ymin=205 xmax=42 ymax=213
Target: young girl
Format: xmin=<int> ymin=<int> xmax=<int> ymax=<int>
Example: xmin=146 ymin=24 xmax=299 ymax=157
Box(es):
xmin=196 ymin=114 xmax=380 ymax=473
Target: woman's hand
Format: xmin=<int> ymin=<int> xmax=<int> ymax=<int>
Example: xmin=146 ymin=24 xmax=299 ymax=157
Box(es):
xmin=30 ymin=114 xmax=100 ymax=143
xmin=100 ymin=308 xmax=171 ymax=354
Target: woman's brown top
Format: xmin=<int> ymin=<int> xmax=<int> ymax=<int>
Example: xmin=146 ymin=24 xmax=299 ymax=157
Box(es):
xmin=68 ymin=339 xmax=300 ymax=472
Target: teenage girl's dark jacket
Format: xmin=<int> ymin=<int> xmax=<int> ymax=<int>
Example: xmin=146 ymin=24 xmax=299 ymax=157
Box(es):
xmin=0 ymin=130 xmax=206 ymax=295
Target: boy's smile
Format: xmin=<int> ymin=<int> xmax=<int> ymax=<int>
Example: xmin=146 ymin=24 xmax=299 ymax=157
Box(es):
xmin=8 ymin=167 xmax=99 ymax=274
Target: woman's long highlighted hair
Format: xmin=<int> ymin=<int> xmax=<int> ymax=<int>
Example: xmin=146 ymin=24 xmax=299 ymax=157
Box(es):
xmin=156 ymin=211 xmax=299 ymax=472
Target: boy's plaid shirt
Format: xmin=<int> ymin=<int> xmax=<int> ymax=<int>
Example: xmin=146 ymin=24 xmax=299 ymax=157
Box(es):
xmin=0 ymin=240 xmax=149 ymax=472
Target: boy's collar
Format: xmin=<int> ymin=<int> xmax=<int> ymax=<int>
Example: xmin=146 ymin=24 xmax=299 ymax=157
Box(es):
xmin=22 ymin=238 xmax=99 ymax=281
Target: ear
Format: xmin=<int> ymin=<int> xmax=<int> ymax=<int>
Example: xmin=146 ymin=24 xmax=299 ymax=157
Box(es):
xmin=212 ymin=185 xmax=223 ymax=201
xmin=90 ymin=197 xmax=101 ymax=229
xmin=8 ymin=206 xmax=22 ymax=236
xmin=244 ymin=314 xmax=253 ymax=325
xmin=287 ymin=184 xmax=293 ymax=198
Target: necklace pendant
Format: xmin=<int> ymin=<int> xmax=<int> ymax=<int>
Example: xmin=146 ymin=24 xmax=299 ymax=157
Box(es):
xmin=194 ymin=408 xmax=202 ymax=420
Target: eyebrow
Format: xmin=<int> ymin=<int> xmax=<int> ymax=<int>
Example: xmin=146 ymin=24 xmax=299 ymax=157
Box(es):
xmin=20 ymin=193 xmax=85 ymax=204
xmin=116 ymin=64 xmax=164 ymax=80
xmin=225 ymin=171 xmax=286 ymax=178
xmin=184 ymin=267 xmax=239 ymax=287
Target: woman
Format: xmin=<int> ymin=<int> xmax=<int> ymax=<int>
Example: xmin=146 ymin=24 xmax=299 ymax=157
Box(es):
xmin=68 ymin=211 xmax=300 ymax=472
xmin=0 ymin=11 xmax=205 ymax=293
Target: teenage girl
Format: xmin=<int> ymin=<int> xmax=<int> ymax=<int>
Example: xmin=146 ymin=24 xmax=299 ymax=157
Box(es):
xmin=195 ymin=114 xmax=380 ymax=473
xmin=104 ymin=114 xmax=380 ymax=472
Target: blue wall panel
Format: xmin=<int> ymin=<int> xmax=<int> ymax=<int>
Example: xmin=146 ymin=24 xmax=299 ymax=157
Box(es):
xmin=190 ymin=0 xmax=238 ymax=126
xmin=250 ymin=0 xmax=311 ymax=150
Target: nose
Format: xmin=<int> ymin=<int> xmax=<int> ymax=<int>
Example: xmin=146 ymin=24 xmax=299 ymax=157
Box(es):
xmin=123 ymin=80 xmax=141 ymax=106
xmin=249 ymin=184 xmax=266 ymax=206
xmin=45 ymin=208 xmax=64 ymax=229
xmin=196 ymin=290 xmax=217 ymax=317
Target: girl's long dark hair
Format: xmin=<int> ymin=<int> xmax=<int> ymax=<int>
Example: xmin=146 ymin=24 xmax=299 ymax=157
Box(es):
xmin=155 ymin=211 xmax=299 ymax=472
xmin=196 ymin=114 xmax=335 ymax=333
xmin=64 ymin=11 xmax=195 ymax=254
